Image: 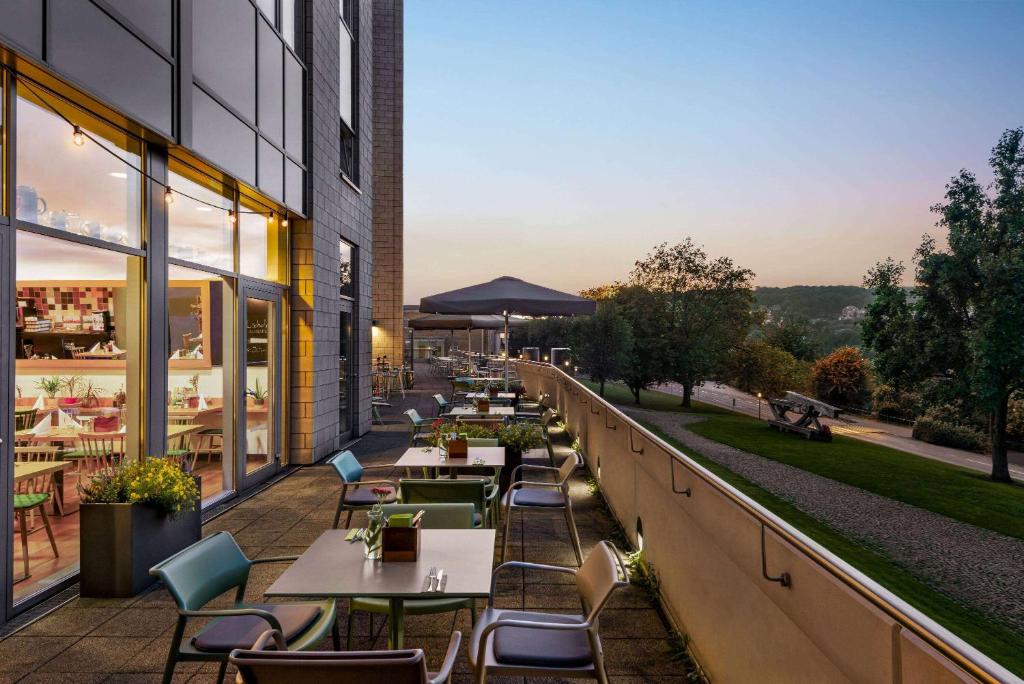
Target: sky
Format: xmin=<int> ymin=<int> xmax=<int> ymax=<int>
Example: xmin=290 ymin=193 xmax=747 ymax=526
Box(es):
xmin=403 ymin=0 xmax=1024 ymax=303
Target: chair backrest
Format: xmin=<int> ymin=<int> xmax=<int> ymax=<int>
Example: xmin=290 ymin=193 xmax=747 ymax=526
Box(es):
xmin=466 ymin=437 xmax=499 ymax=447
xmin=150 ymin=531 xmax=252 ymax=611
xmin=404 ymin=409 xmax=424 ymax=426
xmin=433 ymin=394 xmax=448 ymax=407
xmin=78 ymin=432 xmax=125 ymax=454
xmin=576 ymin=541 xmax=629 ymax=619
xmin=380 ymin=503 xmax=474 ymax=529
xmin=399 ymin=479 xmax=486 ymax=516
xmin=231 ymin=635 xmax=430 ymax=684
xmin=14 ymin=409 xmax=37 ymax=431
xmin=558 ymin=451 xmax=581 ymax=485
xmin=14 ymin=446 xmax=59 ymax=462
xmin=328 ymin=450 xmax=363 ymax=484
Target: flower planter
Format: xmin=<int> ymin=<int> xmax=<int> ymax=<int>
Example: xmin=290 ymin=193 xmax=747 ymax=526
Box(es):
xmin=80 ymin=496 xmax=201 ymax=598
xmin=500 ymin=447 xmax=523 ymax=493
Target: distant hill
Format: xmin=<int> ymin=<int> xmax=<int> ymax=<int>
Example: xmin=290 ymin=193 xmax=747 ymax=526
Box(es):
xmin=754 ymin=286 xmax=874 ymax=322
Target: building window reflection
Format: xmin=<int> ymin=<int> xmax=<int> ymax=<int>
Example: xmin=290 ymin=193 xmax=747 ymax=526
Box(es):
xmin=168 ymin=163 xmax=234 ymax=272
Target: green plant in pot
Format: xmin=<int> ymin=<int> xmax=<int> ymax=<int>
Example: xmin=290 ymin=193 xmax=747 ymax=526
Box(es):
xmin=60 ymin=375 xmax=83 ymax=406
xmin=497 ymin=422 xmax=544 ymax=491
xmin=79 ymin=458 xmax=201 ymax=597
xmin=247 ymin=377 xmax=268 ymax=406
xmin=35 ymin=376 xmax=63 ymax=400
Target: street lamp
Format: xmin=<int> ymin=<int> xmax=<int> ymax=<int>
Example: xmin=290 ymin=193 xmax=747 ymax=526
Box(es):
xmin=757 ymin=392 xmax=763 ymax=420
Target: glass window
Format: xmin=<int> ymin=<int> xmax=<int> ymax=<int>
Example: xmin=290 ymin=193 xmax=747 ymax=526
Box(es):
xmin=339 ymin=309 xmax=352 ymax=433
xmin=281 ymin=0 xmax=296 ymax=48
xmin=339 ymin=21 xmax=353 ymax=127
xmin=168 ymin=264 xmax=231 ymax=504
xmin=244 ymin=296 xmax=275 ymax=474
xmin=168 ymin=164 xmax=234 ymax=271
xmin=16 ymin=87 xmax=142 ymax=248
xmin=13 ymin=230 xmax=142 ymax=604
xmin=240 ymin=197 xmax=286 ymax=282
xmin=255 ymin=0 xmax=276 ymax=24
xmin=339 ymin=240 xmax=354 ymax=299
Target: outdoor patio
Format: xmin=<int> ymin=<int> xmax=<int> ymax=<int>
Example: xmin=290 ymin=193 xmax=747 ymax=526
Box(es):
xmin=0 ymin=372 xmax=690 ymax=683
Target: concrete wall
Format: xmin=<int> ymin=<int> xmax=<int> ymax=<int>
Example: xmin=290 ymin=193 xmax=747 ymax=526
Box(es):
xmin=370 ymin=0 xmax=405 ymax=364
xmin=516 ymin=362 xmax=1012 ymax=684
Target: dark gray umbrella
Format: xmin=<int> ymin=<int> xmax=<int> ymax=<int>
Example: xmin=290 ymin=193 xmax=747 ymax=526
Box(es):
xmin=407 ymin=313 xmax=526 ymax=355
xmin=419 ymin=276 xmax=596 ymax=386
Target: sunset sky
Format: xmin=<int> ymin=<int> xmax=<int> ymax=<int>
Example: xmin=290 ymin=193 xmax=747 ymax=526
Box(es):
xmin=403 ymin=0 xmax=1024 ymax=303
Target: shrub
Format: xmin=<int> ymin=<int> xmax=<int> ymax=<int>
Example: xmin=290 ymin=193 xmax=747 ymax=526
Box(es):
xmin=497 ymin=422 xmax=544 ymax=452
xmin=912 ymin=412 xmax=990 ymax=454
xmin=811 ymin=346 xmax=871 ymax=407
xmin=871 ymin=384 xmax=922 ymax=422
xmin=81 ymin=458 xmax=200 ymax=517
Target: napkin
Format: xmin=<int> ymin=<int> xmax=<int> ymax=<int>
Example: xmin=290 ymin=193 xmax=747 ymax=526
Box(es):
xmin=197 ymin=394 xmax=208 ymax=410
xmin=32 ymin=394 xmax=45 ymax=410
xmin=118 ymin=425 xmax=127 ymax=434
xmin=57 ymin=409 xmax=82 ymax=429
xmin=89 ymin=342 xmax=102 ymax=352
xmin=31 ymin=416 xmax=52 ymax=436
xmin=170 ymin=350 xmax=182 ymax=360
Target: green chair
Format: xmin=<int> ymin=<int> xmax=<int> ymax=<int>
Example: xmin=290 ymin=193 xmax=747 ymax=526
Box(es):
xmin=403 ymin=409 xmax=430 ymax=446
xmin=328 ymin=450 xmax=398 ymax=529
xmin=399 ymin=479 xmax=497 ymax=529
xmin=150 ymin=531 xmax=339 ymax=684
xmin=463 ymin=438 xmax=502 ymax=524
xmin=346 ymin=503 xmax=477 ymax=649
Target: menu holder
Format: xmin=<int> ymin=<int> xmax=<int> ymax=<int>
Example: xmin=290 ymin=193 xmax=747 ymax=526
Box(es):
xmin=382 ymin=521 xmax=421 ymax=562
xmin=446 ymin=438 xmax=468 ymax=459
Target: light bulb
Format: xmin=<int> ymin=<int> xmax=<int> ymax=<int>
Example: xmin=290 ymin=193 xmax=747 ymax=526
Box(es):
xmin=267 ymin=212 xmax=274 ymax=225
xmin=164 ymin=187 xmax=174 ymax=204
xmin=72 ymin=125 xmax=85 ymax=146
xmin=281 ymin=216 xmax=289 ymax=227
xmin=228 ymin=210 xmax=236 ymax=224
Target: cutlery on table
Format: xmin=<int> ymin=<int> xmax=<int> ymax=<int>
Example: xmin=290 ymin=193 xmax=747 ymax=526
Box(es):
xmin=435 ymin=568 xmax=445 ymax=592
xmin=426 ymin=566 xmax=438 ymax=592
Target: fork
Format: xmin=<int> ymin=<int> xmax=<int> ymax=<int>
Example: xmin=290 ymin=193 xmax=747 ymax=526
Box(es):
xmin=426 ymin=566 xmax=438 ymax=592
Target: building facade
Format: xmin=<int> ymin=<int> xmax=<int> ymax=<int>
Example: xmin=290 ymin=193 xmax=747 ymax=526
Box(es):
xmin=0 ymin=0 xmax=401 ymax=625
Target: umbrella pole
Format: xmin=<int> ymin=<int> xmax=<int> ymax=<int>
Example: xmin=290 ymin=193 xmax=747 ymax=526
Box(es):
xmin=504 ymin=313 xmax=510 ymax=391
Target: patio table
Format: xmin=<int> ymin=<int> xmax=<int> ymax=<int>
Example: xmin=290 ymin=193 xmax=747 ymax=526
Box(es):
xmin=265 ymin=528 xmax=496 ymax=649
xmin=448 ymin=406 xmax=514 ymax=417
xmin=465 ymin=392 xmax=516 ymax=400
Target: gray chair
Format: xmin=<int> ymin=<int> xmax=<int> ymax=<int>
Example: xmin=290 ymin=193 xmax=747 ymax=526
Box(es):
xmin=230 ymin=629 xmax=461 ymax=684
xmin=501 ymin=452 xmax=583 ymax=565
xmin=433 ymin=393 xmax=450 ymax=416
xmin=346 ymin=503 xmax=477 ymax=648
xmin=469 ymin=541 xmax=629 ymax=684
xmin=404 ymin=409 xmax=430 ymax=446
xmin=328 ymin=450 xmax=398 ymax=529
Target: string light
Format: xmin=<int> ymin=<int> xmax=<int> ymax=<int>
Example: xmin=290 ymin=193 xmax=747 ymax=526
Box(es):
xmin=267 ymin=211 xmax=275 ymax=225
xmin=164 ymin=187 xmax=174 ymax=205
xmin=228 ymin=210 xmax=236 ymax=224
xmin=72 ymin=125 xmax=85 ymax=146
xmin=281 ymin=215 xmax=289 ymax=227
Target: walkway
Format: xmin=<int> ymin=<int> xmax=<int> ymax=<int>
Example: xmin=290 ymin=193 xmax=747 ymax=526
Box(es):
xmin=625 ymin=407 xmax=1024 ymax=634
xmin=0 ymin=378 xmax=689 ymax=682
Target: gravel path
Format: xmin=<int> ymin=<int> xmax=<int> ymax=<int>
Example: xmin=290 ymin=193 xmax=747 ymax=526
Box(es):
xmin=623 ymin=407 xmax=1024 ymax=633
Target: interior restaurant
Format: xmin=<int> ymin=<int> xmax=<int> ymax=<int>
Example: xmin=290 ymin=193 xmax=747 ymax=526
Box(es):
xmin=2 ymin=70 xmax=291 ymax=609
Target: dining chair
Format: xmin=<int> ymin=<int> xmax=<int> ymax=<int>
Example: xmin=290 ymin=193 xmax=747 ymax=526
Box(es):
xmin=14 ymin=446 xmax=62 ymax=515
xmin=501 ymin=452 xmax=583 ymax=565
xmin=346 ymin=503 xmax=477 ymax=649
xmin=65 ymin=432 xmax=124 ymax=475
xmin=469 ymin=541 xmax=629 ymax=684
xmin=432 ymin=394 xmax=450 ymax=416
xmin=328 ymin=450 xmax=398 ymax=529
xmin=13 ymin=447 xmax=60 ymax=579
xmin=150 ymin=531 xmax=338 ymax=684
xmin=403 ymin=409 xmax=430 ymax=446
xmin=166 ymin=417 xmax=195 ymax=463
xmin=230 ymin=629 xmax=461 ymax=684
xmin=14 ymin=408 xmax=37 ymax=432
xmin=398 ymin=479 xmax=497 ymax=529
xmin=190 ymin=428 xmax=223 ymax=471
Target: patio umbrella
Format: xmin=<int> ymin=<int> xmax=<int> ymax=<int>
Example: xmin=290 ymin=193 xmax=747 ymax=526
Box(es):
xmin=419 ymin=276 xmax=596 ymax=387
xmin=408 ymin=314 xmax=527 ymax=355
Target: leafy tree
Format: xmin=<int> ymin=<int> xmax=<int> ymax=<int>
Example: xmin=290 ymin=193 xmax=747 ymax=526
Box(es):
xmin=861 ymin=258 xmax=917 ymax=390
xmin=579 ymin=283 xmax=622 ymax=302
xmin=910 ymin=128 xmax=1024 ymax=482
xmin=763 ymin=314 xmax=821 ymax=361
xmin=629 ymin=240 xmax=755 ymax=407
xmin=725 ymin=339 xmax=808 ymax=398
xmin=612 ymin=285 xmax=668 ymax=403
xmin=517 ymin=317 xmax=573 ymax=358
xmin=811 ymin=346 xmax=871 ymax=406
xmin=571 ymin=301 xmax=634 ymax=396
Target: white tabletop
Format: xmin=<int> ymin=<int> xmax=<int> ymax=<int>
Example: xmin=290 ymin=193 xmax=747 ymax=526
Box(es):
xmin=466 ymin=392 xmax=516 ymax=400
xmin=265 ymin=529 xmax=496 ymax=599
xmin=394 ymin=446 xmax=505 ymax=469
xmin=448 ymin=406 xmax=514 ymax=417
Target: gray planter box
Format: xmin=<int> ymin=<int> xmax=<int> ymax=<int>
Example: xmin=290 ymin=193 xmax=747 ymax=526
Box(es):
xmin=80 ymin=500 xmax=201 ymax=598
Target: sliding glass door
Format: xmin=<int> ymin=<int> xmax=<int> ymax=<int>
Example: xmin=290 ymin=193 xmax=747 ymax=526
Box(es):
xmin=239 ymin=283 xmax=282 ymax=488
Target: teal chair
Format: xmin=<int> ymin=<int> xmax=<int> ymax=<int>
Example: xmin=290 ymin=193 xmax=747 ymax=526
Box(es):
xmin=432 ymin=394 xmax=450 ymax=416
xmin=399 ymin=479 xmax=498 ymax=529
xmin=150 ymin=531 xmax=339 ymax=684
xmin=464 ymin=438 xmax=502 ymax=524
xmin=328 ymin=450 xmax=398 ymax=529
xmin=403 ymin=409 xmax=430 ymax=446
xmin=346 ymin=503 xmax=477 ymax=649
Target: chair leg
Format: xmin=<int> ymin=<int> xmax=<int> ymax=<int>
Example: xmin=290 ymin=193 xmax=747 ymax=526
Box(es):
xmin=17 ymin=509 xmax=29 ymax=580
xmin=162 ymin=618 xmax=186 ymax=684
xmin=592 ymin=632 xmax=610 ymax=684
xmin=564 ymin=505 xmax=583 ymax=567
xmin=500 ymin=503 xmax=514 ymax=562
xmin=216 ymin=659 xmax=228 ymax=684
xmin=331 ymin=615 xmax=341 ymax=650
xmin=345 ymin=509 xmax=354 ymax=528
xmin=346 ymin=607 xmax=355 ymax=649
xmin=39 ymin=505 xmax=58 ymax=557
xmin=333 ymin=494 xmax=345 ymax=529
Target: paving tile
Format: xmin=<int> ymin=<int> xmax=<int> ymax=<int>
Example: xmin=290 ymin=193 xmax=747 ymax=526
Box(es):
xmin=37 ymin=637 xmax=151 ymax=673
xmin=18 ymin=606 xmax=120 ymax=637
xmin=0 ymin=637 xmax=76 ymax=673
xmin=89 ymin=608 xmax=178 ymax=638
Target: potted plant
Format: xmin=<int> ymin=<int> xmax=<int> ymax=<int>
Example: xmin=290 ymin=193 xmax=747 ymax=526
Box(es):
xmin=35 ymin=376 xmax=63 ymax=403
xmin=497 ymin=422 xmax=544 ymax=491
xmin=79 ymin=458 xmax=201 ymax=597
xmin=60 ymin=376 xmax=82 ymax=407
xmin=247 ymin=378 xmax=267 ymax=406
xmin=186 ymin=374 xmax=201 ymax=408
xmin=79 ymin=379 xmax=104 ymax=409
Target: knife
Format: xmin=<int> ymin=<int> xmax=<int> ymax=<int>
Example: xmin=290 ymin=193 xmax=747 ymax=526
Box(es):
xmin=435 ymin=568 xmax=444 ymax=592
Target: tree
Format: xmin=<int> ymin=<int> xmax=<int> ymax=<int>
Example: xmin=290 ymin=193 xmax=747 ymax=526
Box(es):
xmin=579 ymin=283 xmax=622 ymax=302
xmin=861 ymin=258 xmax=917 ymax=390
xmin=910 ymin=128 xmax=1024 ymax=482
xmin=726 ymin=339 xmax=808 ymax=398
xmin=572 ymin=301 xmax=634 ymax=396
xmin=629 ymin=240 xmax=755 ymax=407
xmin=763 ymin=314 xmax=821 ymax=361
xmin=811 ymin=346 xmax=871 ymax=407
xmin=518 ymin=317 xmax=573 ymax=358
xmin=612 ymin=285 xmax=668 ymax=403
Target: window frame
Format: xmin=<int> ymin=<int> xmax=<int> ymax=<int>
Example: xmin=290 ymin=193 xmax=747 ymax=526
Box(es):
xmin=339 ymin=1 xmax=359 ymax=186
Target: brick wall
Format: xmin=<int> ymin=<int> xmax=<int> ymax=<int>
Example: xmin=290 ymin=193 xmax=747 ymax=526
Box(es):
xmin=371 ymin=0 xmax=405 ymax=364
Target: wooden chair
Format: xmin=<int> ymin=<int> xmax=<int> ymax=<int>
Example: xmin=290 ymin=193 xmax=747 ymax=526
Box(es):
xmin=150 ymin=531 xmax=339 ymax=684
xmin=14 ymin=408 xmax=38 ymax=431
xmin=14 ymin=446 xmax=63 ymax=515
xmin=166 ymin=416 xmax=195 ymax=463
xmin=13 ymin=447 xmax=60 ymax=581
xmin=65 ymin=432 xmax=125 ymax=475
xmin=469 ymin=541 xmax=629 ymax=684
xmin=501 ymin=452 xmax=583 ymax=565
xmin=229 ymin=629 xmax=461 ymax=684
xmin=190 ymin=428 xmax=223 ymax=471
xmin=345 ymin=504 xmax=477 ymax=649
xmin=328 ymin=450 xmax=398 ymax=529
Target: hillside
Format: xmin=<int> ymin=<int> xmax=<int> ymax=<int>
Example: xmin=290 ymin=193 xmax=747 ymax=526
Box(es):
xmin=755 ymin=285 xmax=873 ymax=322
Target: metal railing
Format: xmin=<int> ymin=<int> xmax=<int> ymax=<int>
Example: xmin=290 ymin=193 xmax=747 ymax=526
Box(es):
xmin=517 ymin=361 xmax=1016 ymax=684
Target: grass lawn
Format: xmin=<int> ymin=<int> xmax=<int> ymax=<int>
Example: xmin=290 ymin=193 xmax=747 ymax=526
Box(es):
xmin=584 ymin=380 xmax=1024 ymax=541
